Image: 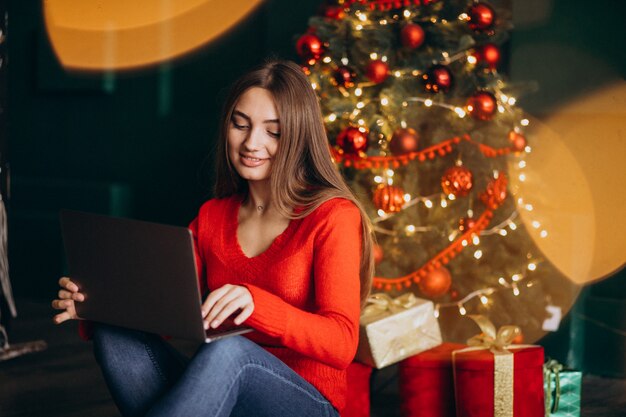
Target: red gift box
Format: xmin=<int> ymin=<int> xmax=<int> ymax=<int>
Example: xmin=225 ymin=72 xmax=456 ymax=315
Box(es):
xmin=453 ymin=345 xmax=545 ymax=417
xmin=343 ymin=362 xmax=373 ymax=417
xmin=399 ymin=342 xmax=465 ymax=417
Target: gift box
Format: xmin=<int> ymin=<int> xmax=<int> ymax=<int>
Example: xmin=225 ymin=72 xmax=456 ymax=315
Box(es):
xmin=543 ymin=360 xmax=582 ymax=417
xmin=343 ymin=362 xmax=373 ymax=417
xmin=399 ymin=342 xmax=466 ymax=417
xmin=453 ymin=316 xmax=545 ymax=417
xmin=355 ymin=293 xmax=442 ymax=369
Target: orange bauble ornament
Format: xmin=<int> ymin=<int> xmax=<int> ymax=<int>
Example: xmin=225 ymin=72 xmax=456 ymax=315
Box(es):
xmin=508 ymin=130 xmax=527 ymax=152
xmin=512 ymin=332 xmax=524 ymax=344
xmin=373 ymin=185 xmax=405 ymax=213
xmin=441 ymin=166 xmax=473 ymax=197
xmin=419 ymin=266 xmax=452 ymax=298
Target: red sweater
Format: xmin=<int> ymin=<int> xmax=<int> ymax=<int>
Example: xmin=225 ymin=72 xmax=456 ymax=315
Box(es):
xmin=189 ymin=194 xmax=362 ymax=411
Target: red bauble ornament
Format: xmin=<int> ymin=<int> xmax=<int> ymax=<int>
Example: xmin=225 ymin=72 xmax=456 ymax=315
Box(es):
xmin=323 ymin=5 xmax=345 ymax=20
xmin=333 ymin=66 xmax=357 ymax=88
xmin=467 ymin=91 xmax=497 ymax=120
xmin=365 ymin=59 xmax=389 ymax=84
xmin=474 ymin=43 xmax=500 ymax=69
xmin=508 ymin=131 xmax=527 ymax=152
xmin=459 ymin=217 xmax=477 ymax=232
xmin=401 ymin=23 xmax=425 ymax=49
xmin=336 ymin=126 xmax=369 ymax=155
xmin=480 ymin=176 xmax=508 ymax=209
xmin=296 ymin=33 xmax=324 ymax=60
xmin=422 ymin=65 xmax=453 ymax=93
xmin=467 ymin=2 xmax=496 ymax=31
xmin=373 ymin=185 xmax=406 ymax=213
xmin=373 ymin=244 xmax=384 ymax=265
xmin=441 ymin=166 xmax=474 ymax=197
xmin=389 ymin=128 xmax=420 ymax=155
xmin=419 ymin=267 xmax=452 ymax=298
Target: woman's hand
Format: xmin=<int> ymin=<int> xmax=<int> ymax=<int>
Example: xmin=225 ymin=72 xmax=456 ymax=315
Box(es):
xmin=201 ymin=284 xmax=254 ymax=329
xmin=52 ymin=277 xmax=85 ymax=324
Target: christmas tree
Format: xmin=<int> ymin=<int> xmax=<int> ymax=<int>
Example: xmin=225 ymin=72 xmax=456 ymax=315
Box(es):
xmin=296 ymin=0 xmax=576 ymax=343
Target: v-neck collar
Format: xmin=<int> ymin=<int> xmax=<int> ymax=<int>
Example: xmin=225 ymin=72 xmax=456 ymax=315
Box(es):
xmin=224 ymin=194 xmax=300 ymax=270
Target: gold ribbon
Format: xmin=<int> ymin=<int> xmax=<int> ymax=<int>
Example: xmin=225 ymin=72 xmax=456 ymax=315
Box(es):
xmin=361 ymin=293 xmax=418 ymax=320
xmin=544 ymin=359 xmax=563 ymax=414
xmin=453 ymin=315 xmax=524 ymax=417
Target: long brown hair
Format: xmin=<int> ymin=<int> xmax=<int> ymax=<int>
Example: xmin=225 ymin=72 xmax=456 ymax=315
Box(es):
xmin=214 ymin=59 xmax=374 ymax=305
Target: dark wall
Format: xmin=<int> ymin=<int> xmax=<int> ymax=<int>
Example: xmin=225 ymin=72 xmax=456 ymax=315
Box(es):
xmin=7 ymin=0 xmax=319 ymax=298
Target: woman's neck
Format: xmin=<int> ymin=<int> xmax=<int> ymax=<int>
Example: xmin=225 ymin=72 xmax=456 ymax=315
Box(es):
xmin=245 ymin=182 xmax=272 ymax=215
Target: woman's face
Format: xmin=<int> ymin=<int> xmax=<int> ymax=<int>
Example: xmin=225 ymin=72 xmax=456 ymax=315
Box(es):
xmin=228 ymin=87 xmax=280 ymax=184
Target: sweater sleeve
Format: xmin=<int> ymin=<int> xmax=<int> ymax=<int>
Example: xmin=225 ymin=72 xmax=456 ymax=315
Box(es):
xmin=242 ymin=203 xmax=362 ymax=370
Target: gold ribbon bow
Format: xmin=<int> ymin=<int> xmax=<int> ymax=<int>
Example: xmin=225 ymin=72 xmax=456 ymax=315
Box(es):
xmin=467 ymin=314 xmax=522 ymax=353
xmin=453 ymin=315 xmax=525 ymax=417
xmin=362 ymin=293 xmax=418 ymax=320
xmin=544 ymin=359 xmax=564 ymax=413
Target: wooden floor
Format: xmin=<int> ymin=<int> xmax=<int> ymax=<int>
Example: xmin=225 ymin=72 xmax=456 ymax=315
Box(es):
xmin=1 ymin=298 xmax=625 ymax=417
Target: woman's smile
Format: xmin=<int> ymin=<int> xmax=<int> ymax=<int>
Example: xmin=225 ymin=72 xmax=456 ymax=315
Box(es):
xmin=240 ymin=154 xmax=270 ymax=167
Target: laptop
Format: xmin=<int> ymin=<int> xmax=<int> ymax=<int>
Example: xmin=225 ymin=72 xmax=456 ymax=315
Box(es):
xmin=59 ymin=210 xmax=253 ymax=343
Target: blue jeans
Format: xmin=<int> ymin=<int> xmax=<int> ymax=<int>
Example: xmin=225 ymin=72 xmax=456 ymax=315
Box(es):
xmin=92 ymin=323 xmax=340 ymax=417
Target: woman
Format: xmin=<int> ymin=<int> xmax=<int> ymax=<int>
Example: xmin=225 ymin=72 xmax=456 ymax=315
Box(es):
xmin=52 ymin=59 xmax=374 ymax=417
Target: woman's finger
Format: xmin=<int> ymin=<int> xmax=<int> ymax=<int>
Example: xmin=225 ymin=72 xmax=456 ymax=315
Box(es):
xmin=58 ymin=289 xmax=73 ymax=299
xmin=204 ymin=287 xmax=242 ymax=324
xmin=51 ymin=299 xmax=72 ymax=310
xmin=209 ymin=297 xmax=248 ymax=328
xmin=59 ymin=277 xmax=79 ymax=293
xmin=201 ymin=284 xmax=231 ymax=318
xmin=233 ymin=303 xmax=254 ymax=325
xmin=53 ymin=311 xmax=73 ymax=324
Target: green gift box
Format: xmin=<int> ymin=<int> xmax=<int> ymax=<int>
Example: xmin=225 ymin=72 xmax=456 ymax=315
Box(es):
xmin=543 ymin=360 xmax=582 ymax=417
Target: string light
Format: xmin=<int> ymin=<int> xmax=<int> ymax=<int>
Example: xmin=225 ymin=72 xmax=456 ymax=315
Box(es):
xmin=356 ymin=101 xmax=365 ymax=109
xmin=458 ymin=304 xmax=467 ymax=315
xmin=370 ymin=52 xmax=378 ymax=60
xmin=403 ymin=9 xmax=411 ymax=18
xmin=528 ymin=263 xmax=537 ymax=271
xmin=424 ymin=199 xmax=433 ymax=208
xmin=480 ymin=295 xmax=489 ymax=305
xmin=474 ymin=250 xmax=483 ymax=259
xmin=355 ymin=88 xmax=363 ymax=97
xmin=381 ymin=97 xmax=389 ymax=106
xmin=374 ymin=175 xmax=383 ymax=183
xmin=472 ymin=235 xmax=480 ymax=245
xmin=424 ymin=99 xmax=433 ymax=107
xmin=540 ymin=230 xmax=548 ymax=238
xmin=322 ymin=56 xmax=332 ymax=64
xmin=521 ymin=119 xmax=530 ymax=126
xmin=328 ymin=113 xmax=337 ymax=122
